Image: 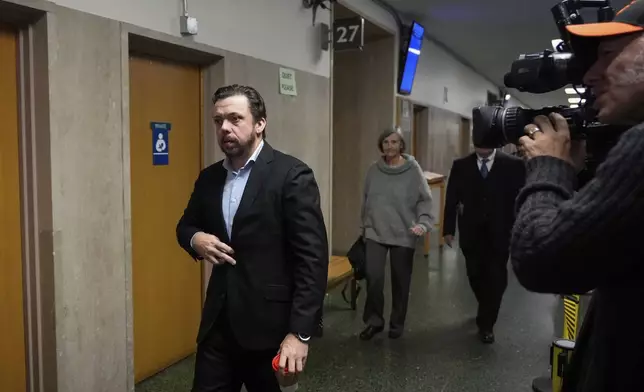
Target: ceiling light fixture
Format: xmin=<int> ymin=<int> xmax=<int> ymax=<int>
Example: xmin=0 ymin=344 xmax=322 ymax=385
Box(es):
xmin=568 ymin=97 xmax=581 ymax=104
xmin=565 ymin=87 xmax=586 ymax=95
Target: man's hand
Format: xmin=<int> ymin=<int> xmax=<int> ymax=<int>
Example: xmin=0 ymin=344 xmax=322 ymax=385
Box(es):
xmin=444 ymin=235 xmax=454 ymax=248
xmin=278 ymin=334 xmax=309 ymax=374
xmin=520 ymin=113 xmax=588 ymax=172
xmin=520 ymin=113 xmax=573 ymax=164
xmin=192 ymin=232 xmax=236 ymax=265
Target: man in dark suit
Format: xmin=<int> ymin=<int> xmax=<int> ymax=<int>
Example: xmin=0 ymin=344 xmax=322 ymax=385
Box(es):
xmin=443 ymin=147 xmax=525 ymax=343
xmin=176 ymin=84 xmax=329 ymax=391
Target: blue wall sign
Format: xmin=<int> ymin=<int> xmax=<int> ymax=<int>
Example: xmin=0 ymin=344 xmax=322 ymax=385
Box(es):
xmin=151 ymin=122 xmax=171 ymax=166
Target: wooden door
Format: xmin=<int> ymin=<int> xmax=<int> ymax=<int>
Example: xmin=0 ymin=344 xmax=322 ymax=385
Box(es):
xmin=0 ymin=26 xmax=27 ymax=392
xmin=412 ymin=105 xmax=426 ymax=159
xmin=412 ymin=105 xmax=429 ymax=170
xmin=427 ymin=106 xmax=462 ymax=176
xmin=396 ymin=97 xmax=413 ymax=151
xmin=129 ymin=55 xmax=203 ymax=382
xmin=459 ymin=117 xmax=472 ymax=156
xmin=411 ymin=105 xmax=418 ymax=157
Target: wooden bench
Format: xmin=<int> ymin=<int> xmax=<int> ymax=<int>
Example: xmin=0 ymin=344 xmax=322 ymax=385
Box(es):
xmin=326 ymin=256 xmax=358 ymax=310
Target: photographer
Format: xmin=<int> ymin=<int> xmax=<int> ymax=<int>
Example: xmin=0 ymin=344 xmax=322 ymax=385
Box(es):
xmin=511 ymin=2 xmax=644 ymax=391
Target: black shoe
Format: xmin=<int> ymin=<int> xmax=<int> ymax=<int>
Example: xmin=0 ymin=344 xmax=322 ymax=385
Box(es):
xmin=479 ymin=330 xmax=495 ymax=344
xmin=388 ymin=330 xmax=403 ymax=339
xmin=359 ymin=325 xmax=384 ymax=341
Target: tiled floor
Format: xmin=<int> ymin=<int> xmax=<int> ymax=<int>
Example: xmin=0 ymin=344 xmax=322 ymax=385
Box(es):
xmin=136 ymin=244 xmax=558 ymax=392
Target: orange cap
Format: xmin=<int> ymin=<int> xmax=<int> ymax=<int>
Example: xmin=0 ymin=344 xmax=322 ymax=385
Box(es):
xmin=566 ymin=0 xmax=644 ymax=38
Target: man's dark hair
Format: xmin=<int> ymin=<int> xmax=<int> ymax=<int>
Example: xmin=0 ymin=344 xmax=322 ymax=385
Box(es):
xmin=377 ymin=128 xmax=406 ymax=153
xmin=212 ymin=84 xmax=268 ymax=138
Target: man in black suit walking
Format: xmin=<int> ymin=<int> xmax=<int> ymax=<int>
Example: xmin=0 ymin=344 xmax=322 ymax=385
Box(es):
xmin=443 ymin=147 xmax=525 ymax=343
xmin=176 ymin=84 xmax=329 ymax=391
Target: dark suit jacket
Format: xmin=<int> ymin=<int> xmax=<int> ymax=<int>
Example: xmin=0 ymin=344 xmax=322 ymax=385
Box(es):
xmin=176 ymin=143 xmax=329 ymax=350
xmin=443 ymin=151 xmax=525 ymax=252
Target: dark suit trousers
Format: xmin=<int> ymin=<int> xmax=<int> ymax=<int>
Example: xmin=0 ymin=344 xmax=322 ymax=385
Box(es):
xmin=363 ymin=239 xmax=415 ymax=333
xmin=192 ymin=308 xmax=281 ymax=392
xmin=461 ymin=243 xmax=509 ymax=332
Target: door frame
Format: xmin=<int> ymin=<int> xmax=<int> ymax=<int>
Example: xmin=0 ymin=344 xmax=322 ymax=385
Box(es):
xmin=0 ymin=4 xmax=58 ymax=392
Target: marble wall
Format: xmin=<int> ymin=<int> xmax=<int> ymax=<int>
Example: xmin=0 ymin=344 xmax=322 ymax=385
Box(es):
xmin=46 ymin=7 xmax=129 ymax=392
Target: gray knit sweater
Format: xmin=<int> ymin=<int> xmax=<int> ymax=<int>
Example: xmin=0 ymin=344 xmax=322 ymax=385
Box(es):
xmin=361 ymin=154 xmax=435 ymax=249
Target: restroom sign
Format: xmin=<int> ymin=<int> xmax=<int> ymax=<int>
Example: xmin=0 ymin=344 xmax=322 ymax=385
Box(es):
xmin=151 ymin=122 xmax=171 ymax=166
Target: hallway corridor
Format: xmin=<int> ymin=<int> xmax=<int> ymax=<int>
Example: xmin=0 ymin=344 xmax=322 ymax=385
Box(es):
xmin=137 ymin=245 xmax=557 ymax=392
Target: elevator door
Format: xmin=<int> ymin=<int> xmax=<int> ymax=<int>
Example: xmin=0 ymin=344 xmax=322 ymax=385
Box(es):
xmin=0 ymin=26 xmax=27 ymax=392
xmin=130 ymin=55 xmax=203 ymax=382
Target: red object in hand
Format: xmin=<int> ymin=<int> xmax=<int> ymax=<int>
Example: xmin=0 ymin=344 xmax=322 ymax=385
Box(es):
xmin=272 ymin=354 xmax=288 ymax=374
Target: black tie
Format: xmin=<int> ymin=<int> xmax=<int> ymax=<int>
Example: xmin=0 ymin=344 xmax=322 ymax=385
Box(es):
xmin=480 ymin=158 xmax=489 ymax=179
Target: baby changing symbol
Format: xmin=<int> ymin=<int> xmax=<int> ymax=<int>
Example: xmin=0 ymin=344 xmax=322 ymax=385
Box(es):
xmin=156 ymin=133 xmax=167 ymax=152
xmin=150 ymin=122 xmax=171 ymax=166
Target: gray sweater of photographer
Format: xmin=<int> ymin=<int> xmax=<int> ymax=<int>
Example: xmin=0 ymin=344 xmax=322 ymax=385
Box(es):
xmin=361 ymin=154 xmax=435 ymax=249
xmin=509 ymin=122 xmax=644 ymax=392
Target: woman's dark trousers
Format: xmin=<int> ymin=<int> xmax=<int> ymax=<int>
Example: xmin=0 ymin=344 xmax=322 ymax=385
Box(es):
xmin=362 ymin=239 xmax=415 ymax=335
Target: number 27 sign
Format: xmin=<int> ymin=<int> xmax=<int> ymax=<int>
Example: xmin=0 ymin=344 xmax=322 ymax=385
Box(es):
xmin=334 ymin=17 xmax=365 ymax=51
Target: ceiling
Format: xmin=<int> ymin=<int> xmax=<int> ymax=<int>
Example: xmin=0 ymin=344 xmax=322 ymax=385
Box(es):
xmin=382 ymin=0 xmax=630 ymax=108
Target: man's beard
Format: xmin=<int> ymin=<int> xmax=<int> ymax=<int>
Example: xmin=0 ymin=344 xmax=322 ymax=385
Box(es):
xmin=219 ymin=133 xmax=257 ymax=159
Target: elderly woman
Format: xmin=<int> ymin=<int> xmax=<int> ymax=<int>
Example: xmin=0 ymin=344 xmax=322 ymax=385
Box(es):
xmin=359 ymin=129 xmax=434 ymax=340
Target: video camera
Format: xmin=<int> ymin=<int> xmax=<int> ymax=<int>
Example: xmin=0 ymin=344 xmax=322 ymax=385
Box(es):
xmin=472 ymin=0 xmax=626 ymax=178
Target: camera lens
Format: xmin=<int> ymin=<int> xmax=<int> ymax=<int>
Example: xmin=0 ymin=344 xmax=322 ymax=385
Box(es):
xmin=472 ymin=106 xmax=588 ymax=148
xmin=472 ymin=106 xmax=500 ymax=148
xmin=472 ymin=106 xmax=528 ymax=148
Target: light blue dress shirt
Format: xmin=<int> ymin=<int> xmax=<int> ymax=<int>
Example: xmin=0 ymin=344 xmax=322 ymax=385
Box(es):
xmin=221 ymin=140 xmax=264 ymax=238
xmin=190 ymin=140 xmax=264 ymax=249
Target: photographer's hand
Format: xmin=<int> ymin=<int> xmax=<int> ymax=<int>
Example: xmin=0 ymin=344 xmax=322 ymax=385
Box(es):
xmin=520 ymin=113 xmax=573 ymax=165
